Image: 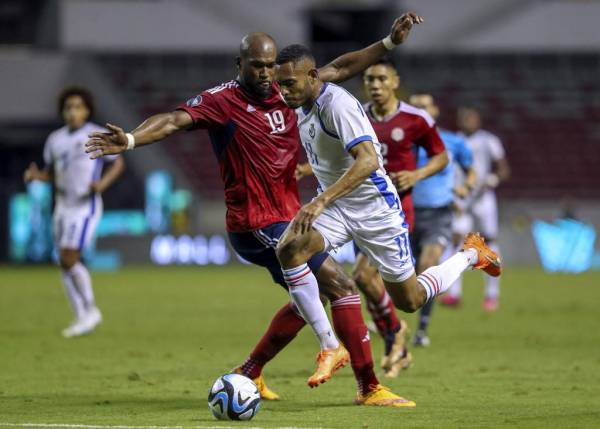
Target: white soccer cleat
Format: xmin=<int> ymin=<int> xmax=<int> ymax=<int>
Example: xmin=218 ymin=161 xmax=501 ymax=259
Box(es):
xmin=61 ymin=319 xmax=92 ymax=338
xmin=85 ymin=307 xmax=103 ymax=331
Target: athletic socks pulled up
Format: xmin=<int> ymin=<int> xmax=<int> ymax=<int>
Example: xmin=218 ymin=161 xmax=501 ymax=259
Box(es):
xmin=240 ymin=302 xmax=306 ymax=379
xmin=366 ymin=289 xmax=401 ymax=338
xmin=418 ymin=249 xmax=478 ymax=302
xmin=331 ymin=294 xmax=379 ymax=395
xmin=283 ymin=264 xmax=340 ymax=350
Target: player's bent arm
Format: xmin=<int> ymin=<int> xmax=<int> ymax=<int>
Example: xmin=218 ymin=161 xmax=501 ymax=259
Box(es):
xmin=92 ymin=156 xmax=125 ymax=194
xmin=24 ymin=163 xmax=52 ymax=183
xmin=318 ymin=13 xmax=423 ymax=83
xmin=315 ymin=141 xmax=379 ymax=207
xmin=415 ymin=150 xmax=448 ymax=182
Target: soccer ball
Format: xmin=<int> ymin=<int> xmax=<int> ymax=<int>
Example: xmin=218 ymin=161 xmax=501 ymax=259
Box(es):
xmin=208 ymin=373 xmax=261 ymax=421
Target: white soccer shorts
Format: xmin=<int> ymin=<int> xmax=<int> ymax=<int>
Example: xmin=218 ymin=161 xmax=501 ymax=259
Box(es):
xmin=53 ymin=200 xmax=102 ymax=251
xmin=313 ymin=203 xmax=415 ymax=283
xmin=452 ymin=190 xmax=499 ymax=240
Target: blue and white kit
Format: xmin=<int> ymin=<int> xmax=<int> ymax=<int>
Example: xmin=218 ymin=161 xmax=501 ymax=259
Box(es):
xmin=43 ymin=122 xmax=116 ymax=251
xmin=296 ymin=83 xmax=414 ymax=283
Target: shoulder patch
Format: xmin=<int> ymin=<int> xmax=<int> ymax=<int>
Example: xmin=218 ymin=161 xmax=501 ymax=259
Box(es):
xmin=186 ymin=95 xmax=203 ymax=107
xmin=399 ymin=102 xmax=436 ymax=127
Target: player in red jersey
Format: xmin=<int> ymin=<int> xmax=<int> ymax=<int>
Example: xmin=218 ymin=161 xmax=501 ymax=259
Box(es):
xmin=86 ymin=15 xmax=423 ymax=406
xmin=295 ymin=58 xmax=448 ymax=376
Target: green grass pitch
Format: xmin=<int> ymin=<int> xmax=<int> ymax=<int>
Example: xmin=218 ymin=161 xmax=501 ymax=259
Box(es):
xmin=1 ymin=265 xmax=600 ymax=428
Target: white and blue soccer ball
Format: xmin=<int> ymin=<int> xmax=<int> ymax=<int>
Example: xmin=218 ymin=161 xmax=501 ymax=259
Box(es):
xmin=208 ymin=373 xmax=261 ymax=421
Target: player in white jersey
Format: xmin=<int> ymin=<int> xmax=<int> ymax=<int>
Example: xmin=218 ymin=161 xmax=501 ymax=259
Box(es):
xmin=273 ymin=45 xmax=501 ymax=404
xmin=24 ymin=86 xmax=125 ymax=337
xmin=443 ymin=107 xmax=510 ymax=311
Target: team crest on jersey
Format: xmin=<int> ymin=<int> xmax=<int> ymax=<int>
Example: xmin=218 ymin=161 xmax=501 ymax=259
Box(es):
xmin=391 ymin=127 xmax=405 ymax=142
xmin=186 ymin=95 xmax=202 ymax=107
xmin=309 ymin=123 xmax=316 ymax=138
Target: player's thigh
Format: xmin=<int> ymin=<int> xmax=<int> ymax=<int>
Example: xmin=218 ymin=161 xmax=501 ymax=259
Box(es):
xmin=57 ymin=208 xmax=99 ymax=253
xmin=352 ymin=208 xmax=415 ymax=286
xmin=472 ymin=192 xmax=499 ymax=240
xmin=452 ymin=210 xmax=473 ymax=238
xmin=315 ymin=255 xmax=357 ymax=300
xmin=382 ymin=274 xmax=423 ymax=313
xmin=415 ymin=207 xmax=452 ymax=272
xmin=351 ymin=249 xmax=383 ymax=302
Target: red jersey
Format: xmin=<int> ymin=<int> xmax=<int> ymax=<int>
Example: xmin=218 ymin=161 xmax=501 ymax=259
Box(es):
xmin=178 ymin=80 xmax=300 ymax=232
xmin=365 ymin=101 xmax=445 ymax=230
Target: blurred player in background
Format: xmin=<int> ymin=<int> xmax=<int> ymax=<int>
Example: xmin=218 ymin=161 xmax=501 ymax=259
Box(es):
xmin=275 ymin=45 xmax=502 ymax=407
xmin=24 ymin=86 xmax=125 ymax=338
xmin=442 ymin=107 xmax=510 ymax=311
xmin=86 ymin=14 xmax=424 ymax=407
xmin=408 ymin=94 xmax=476 ymax=346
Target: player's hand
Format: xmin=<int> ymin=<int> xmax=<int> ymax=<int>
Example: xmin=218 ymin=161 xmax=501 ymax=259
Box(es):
xmin=24 ymin=162 xmax=40 ymax=183
xmin=295 ymin=163 xmax=313 ymax=181
xmin=90 ymin=182 xmax=104 ymax=194
xmin=291 ymin=198 xmax=326 ymax=235
xmin=390 ymin=12 xmax=424 ymax=45
xmin=454 ymin=185 xmax=470 ymax=199
xmin=86 ymin=123 xmax=128 ymax=159
xmin=390 ymin=170 xmax=418 ymax=192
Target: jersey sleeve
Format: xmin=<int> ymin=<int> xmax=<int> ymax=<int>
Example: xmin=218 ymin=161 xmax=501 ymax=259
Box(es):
xmin=488 ymin=134 xmax=506 ymax=161
xmin=414 ymin=117 xmax=446 ymax=157
xmin=176 ymin=90 xmax=229 ymax=129
xmin=42 ymin=135 xmax=53 ymax=167
xmin=453 ymin=135 xmax=473 ymax=170
xmin=320 ymin=91 xmax=375 ymax=152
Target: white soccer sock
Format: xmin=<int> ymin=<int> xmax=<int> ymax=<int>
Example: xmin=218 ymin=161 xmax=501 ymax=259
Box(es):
xmin=485 ymin=242 xmax=501 ymax=299
xmin=61 ymin=270 xmax=85 ymax=320
xmin=282 ymin=264 xmax=340 ymax=350
xmin=417 ymin=249 xmax=478 ymax=302
xmin=69 ymin=262 xmax=96 ymax=311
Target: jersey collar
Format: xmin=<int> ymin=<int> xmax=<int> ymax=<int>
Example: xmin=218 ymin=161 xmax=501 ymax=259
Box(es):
xmin=303 ymin=82 xmax=329 ymax=115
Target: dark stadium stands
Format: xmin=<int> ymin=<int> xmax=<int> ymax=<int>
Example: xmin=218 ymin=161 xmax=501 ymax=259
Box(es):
xmin=95 ymin=53 xmax=600 ymax=200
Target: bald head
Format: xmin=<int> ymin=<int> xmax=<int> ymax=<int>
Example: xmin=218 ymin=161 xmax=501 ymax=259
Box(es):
xmin=239 ymin=32 xmax=277 ymax=59
xmin=237 ymin=32 xmax=278 ymax=99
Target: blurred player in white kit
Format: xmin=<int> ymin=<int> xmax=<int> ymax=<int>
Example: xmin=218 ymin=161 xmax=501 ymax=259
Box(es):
xmin=443 ymin=107 xmax=510 ymax=311
xmin=24 ymin=86 xmax=125 ymax=337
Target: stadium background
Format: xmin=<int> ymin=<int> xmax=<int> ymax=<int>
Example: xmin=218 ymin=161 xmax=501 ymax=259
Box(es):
xmin=1 ymin=0 xmax=599 ymax=269
xmin=2 ymin=1 xmax=600 ymax=428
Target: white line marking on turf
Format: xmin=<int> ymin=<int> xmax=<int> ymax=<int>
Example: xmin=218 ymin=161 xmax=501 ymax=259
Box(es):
xmin=0 ymin=424 xmax=324 ymax=429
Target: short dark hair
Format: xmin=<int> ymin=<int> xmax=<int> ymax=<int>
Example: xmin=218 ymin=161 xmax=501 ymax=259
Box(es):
xmin=276 ymin=44 xmax=315 ymax=66
xmin=58 ymin=85 xmax=95 ymax=118
xmin=368 ymin=57 xmax=397 ymax=72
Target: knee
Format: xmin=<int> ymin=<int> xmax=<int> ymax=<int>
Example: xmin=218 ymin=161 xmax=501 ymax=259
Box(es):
xmin=276 ymin=238 xmax=304 ymax=266
xmin=390 ymin=294 xmax=421 ymax=313
xmin=59 ymin=251 xmax=79 ymax=270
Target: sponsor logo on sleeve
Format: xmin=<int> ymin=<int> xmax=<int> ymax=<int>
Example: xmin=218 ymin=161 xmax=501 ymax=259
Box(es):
xmin=186 ymin=95 xmax=203 ymax=107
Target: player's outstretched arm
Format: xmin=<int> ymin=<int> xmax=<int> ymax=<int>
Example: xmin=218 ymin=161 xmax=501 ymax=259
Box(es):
xmin=291 ymin=142 xmax=378 ymax=234
xmin=85 ymin=110 xmax=193 ymax=159
xmin=90 ymin=156 xmax=125 ymax=194
xmin=391 ymin=150 xmax=449 ymax=192
xmin=318 ymin=12 xmax=423 ymax=84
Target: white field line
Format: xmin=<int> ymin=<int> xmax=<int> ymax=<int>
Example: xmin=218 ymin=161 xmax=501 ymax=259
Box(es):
xmin=0 ymin=424 xmax=325 ymax=429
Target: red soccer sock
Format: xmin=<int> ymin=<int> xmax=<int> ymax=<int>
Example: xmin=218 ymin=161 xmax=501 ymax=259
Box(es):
xmin=239 ymin=302 xmax=306 ymax=379
xmin=331 ymin=295 xmax=379 ymax=395
xmin=367 ymin=289 xmax=401 ymax=337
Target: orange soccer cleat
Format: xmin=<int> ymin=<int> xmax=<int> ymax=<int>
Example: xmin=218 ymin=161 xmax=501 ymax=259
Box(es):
xmin=307 ymin=345 xmax=350 ymax=388
xmin=356 ymin=384 xmax=416 ymax=408
xmin=232 ymin=368 xmax=280 ymax=400
xmin=463 ymin=232 xmax=502 ymax=277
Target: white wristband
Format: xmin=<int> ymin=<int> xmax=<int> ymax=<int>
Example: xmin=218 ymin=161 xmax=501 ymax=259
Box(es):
xmin=382 ymin=35 xmax=399 ymax=51
xmin=125 ymin=133 xmax=136 ymax=151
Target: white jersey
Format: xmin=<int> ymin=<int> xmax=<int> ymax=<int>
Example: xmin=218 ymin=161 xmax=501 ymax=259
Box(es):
xmin=296 ymin=83 xmax=399 ymax=216
xmin=460 ymin=129 xmax=505 ymax=197
xmin=43 ymin=122 xmax=115 ymax=209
